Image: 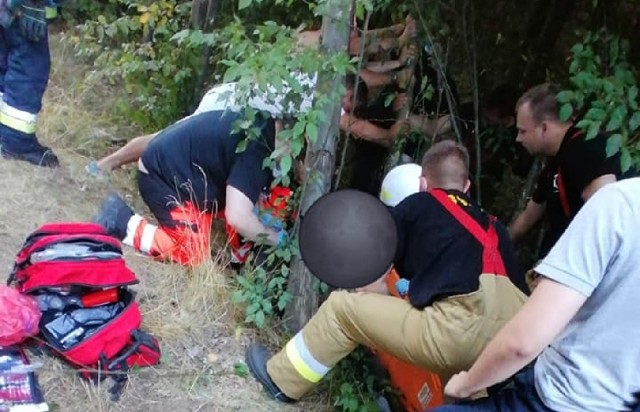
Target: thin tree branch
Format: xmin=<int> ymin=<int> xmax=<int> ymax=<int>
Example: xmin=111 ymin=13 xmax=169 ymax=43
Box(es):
xmin=413 ymin=0 xmax=463 ymax=143
xmin=334 ymin=9 xmax=371 ymax=189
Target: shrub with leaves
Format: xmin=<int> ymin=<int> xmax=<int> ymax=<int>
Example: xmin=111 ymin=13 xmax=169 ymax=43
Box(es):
xmin=326 ymin=347 xmax=398 ymax=412
xmin=74 ymin=0 xmax=203 ymax=130
xmin=557 ymin=30 xmax=639 ymax=172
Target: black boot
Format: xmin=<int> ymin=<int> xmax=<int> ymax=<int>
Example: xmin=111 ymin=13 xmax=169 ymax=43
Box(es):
xmin=1 ymin=142 xmax=59 ymax=168
xmin=245 ymin=344 xmax=295 ymax=403
xmin=92 ymin=193 xmax=134 ymax=240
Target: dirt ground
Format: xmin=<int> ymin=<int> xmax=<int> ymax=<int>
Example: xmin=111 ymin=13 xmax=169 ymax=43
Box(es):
xmin=0 ymin=34 xmax=330 ymax=412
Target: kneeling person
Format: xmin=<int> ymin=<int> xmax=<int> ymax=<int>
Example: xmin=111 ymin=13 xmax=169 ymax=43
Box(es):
xmin=246 ymin=141 xmax=528 ymax=402
xmin=93 ymin=110 xmax=286 ymax=266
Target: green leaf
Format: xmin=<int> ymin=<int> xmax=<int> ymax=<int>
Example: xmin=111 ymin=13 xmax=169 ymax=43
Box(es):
xmin=629 ymin=86 xmax=638 ymax=104
xmin=630 ymin=112 xmax=640 ymax=132
xmin=235 ymin=138 xmax=248 ymax=153
xmin=621 ymin=147 xmax=632 ymax=173
xmin=290 ymin=138 xmax=303 ymax=157
xmin=556 ymin=91 xmax=574 ymax=104
xmin=606 ymin=134 xmax=622 ymax=158
xmin=255 ymin=310 xmax=265 ymax=327
xmin=585 ymin=107 xmax=606 ymax=121
xmin=630 ymin=87 xmax=639 ymax=110
xmin=559 ymin=103 xmax=573 ymax=122
xmin=586 ymin=121 xmax=602 ymax=140
xmin=279 ymin=154 xmax=292 ymax=176
xmin=238 ymin=0 xmax=252 ymax=10
xmin=575 ymin=119 xmax=591 ymax=130
xmin=307 ymin=122 xmax=318 ymax=143
xmin=231 ymin=290 xmax=244 ymax=304
xmin=247 ymin=301 xmax=260 ymax=314
xmin=606 ymin=106 xmax=627 ymax=132
xmin=234 ymin=362 xmax=249 ymax=378
xmin=610 ymin=38 xmax=620 ymax=66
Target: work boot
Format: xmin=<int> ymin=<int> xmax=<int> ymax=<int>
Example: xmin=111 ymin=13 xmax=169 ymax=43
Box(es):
xmin=92 ymin=193 xmax=134 ymax=240
xmin=245 ymin=344 xmax=295 ymax=403
xmin=1 ymin=142 xmax=59 ymax=168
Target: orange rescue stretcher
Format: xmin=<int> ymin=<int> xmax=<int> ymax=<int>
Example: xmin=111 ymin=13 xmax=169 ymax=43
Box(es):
xmin=371 ymin=269 xmax=444 ymax=411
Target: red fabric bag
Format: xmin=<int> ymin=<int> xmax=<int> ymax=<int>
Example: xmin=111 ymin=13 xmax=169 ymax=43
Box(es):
xmin=8 ymin=222 xmax=161 ymax=400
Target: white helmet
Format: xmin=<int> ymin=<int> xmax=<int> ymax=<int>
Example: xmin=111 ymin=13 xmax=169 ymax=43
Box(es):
xmin=379 ymin=163 xmax=423 ymax=207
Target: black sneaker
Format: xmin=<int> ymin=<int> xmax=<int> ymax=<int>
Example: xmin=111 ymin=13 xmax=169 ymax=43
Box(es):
xmin=1 ymin=144 xmax=59 ymax=168
xmin=245 ymin=344 xmax=295 ymax=403
xmin=92 ymin=193 xmax=134 ymax=240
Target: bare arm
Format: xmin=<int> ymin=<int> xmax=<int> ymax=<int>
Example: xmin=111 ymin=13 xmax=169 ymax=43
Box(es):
xmin=96 ymin=133 xmax=158 ymax=171
xmin=409 ymin=114 xmax=451 ymax=138
xmin=364 ymin=60 xmax=403 ymax=73
xmin=581 ymin=174 xmax=616 ymax=201
xmin=350 ymin=15 xmax=416 ymax=56
xmin=340 ymin=114 xmax=405 ymax=148
xmin=358 ymin=69 xmax=394 ymax=89
xmin=508 ymin=199 xmax=545 ymax=243
xmin=444 ymin=277 xmax=587 ymax=398
xmin=224 ymin=185 xmax=280 ymax=246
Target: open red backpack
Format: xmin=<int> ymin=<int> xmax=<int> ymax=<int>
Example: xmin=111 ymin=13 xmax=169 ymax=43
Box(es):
xmin=7 ymin=222 xmax=161 ymax=400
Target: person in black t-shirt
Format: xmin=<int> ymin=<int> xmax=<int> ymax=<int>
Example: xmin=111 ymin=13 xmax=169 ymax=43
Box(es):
xmin=508 ymin=83 xmax=630 ymax=259
xmin=92 ymin=110 xmax=286 ymax=266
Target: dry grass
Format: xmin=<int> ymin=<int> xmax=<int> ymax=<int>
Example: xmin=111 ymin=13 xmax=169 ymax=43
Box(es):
xmin=0 ymin=33 xmax=332 ymax=411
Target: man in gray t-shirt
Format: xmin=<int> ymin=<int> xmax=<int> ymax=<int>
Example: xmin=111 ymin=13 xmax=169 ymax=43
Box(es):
xmin=431 ymin=178 xmax=640 ymax=411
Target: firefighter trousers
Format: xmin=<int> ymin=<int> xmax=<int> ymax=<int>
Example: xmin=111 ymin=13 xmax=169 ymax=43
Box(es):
xmin=267 ymin=275 xmax=526 ymax=400
xmin=0 ymin=22 xmax=50 ymax=151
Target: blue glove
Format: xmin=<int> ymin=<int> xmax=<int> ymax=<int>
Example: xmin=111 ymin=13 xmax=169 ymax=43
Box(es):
xmin=253 ymin=206 xmax=284 ymax=232
xmin=19 ymin=2 xmax=47 ymax=42
xmin=276 ymin=229 xmax=289 ymax=248
xmin=395 ymin=278 xmax=410 ymax=297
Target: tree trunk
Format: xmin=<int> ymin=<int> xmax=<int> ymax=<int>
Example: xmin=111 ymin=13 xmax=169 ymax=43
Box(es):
xmin=284 ymin=0 xmax=352 ymax=332
xmin=190 ymin=0 xmax=220 ymax=113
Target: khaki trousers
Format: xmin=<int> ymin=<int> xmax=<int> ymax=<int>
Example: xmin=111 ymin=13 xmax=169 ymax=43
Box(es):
xmin=267 ymin=274 xmax=526 ymax=400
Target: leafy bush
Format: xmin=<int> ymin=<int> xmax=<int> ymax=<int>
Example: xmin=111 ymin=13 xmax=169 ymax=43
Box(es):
xmin=557 ymin=30 xmax=639 ymax=172
xmin=74 ymin=0 xmax=204 ymax=130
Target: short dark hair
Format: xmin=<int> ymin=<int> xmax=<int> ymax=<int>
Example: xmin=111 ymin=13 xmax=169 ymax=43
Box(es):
xmin=421 ymin=140 xmax=469 ymax=188
xmin=516 ymin=83 xmax=561 ymax=124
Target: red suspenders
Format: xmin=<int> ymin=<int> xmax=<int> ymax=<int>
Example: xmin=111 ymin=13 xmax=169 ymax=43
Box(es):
xmin=429 ymin=189 xmax=507 ymax=276
xmin=556 ymin=129 xmax=585 ymax=218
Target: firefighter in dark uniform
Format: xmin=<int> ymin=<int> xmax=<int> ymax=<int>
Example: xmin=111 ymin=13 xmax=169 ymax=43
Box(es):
xmin=0 ymin=0 xmax=60 ymax=167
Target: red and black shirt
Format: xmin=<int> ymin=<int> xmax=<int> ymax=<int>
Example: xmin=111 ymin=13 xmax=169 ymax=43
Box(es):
xmin=391 ymin=190 xmax=527 ymax=309
xmin=532 ymin=126 xmax=629 ymax=257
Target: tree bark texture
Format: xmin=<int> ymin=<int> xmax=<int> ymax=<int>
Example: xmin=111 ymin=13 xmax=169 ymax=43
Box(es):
xmin=284 ymin=0 xmax=352 ymax=332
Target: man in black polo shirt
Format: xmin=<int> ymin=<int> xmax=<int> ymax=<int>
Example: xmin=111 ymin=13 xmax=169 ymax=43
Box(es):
xmin=244 ymin=141 xmax=528 ymax=403
xmin=93 ymin=110 xmax=286 ymax=266
xmin=508 ymin=83 xmax=629 ymax=259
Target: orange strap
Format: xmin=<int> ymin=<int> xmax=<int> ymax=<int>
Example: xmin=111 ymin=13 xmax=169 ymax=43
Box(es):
xmin=429 ymin=189 xmax=507 ymax=276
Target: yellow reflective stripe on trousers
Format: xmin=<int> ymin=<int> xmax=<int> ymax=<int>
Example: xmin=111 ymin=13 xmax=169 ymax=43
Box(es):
xmin=0 ymin=102 xmax=37 ymax=134
xmin=285 ymin=331 xmax=330 ymax=383
xmin=45 ymin=6 xmax=57 ymax=19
